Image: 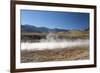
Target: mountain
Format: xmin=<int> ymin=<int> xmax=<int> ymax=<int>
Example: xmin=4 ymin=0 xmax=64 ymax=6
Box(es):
xmin=21 ymin=24 xmax=68 ymax=32
xmin=21 ymin=25 xmax=41 ymax=32
xmin=84 ymin=27 xmax=89 ymax=31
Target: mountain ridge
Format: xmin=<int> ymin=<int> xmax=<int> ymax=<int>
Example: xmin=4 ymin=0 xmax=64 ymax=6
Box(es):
xmin=21 ymin=24 xmax=69 ymax=32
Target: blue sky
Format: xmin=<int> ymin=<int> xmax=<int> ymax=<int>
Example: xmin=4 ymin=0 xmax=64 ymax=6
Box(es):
xmin=21 ymin=10 xmax=89 ymax=30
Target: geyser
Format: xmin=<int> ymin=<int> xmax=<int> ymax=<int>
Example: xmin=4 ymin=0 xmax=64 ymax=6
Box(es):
xmin=21 ymin=33 xmax=89 ymax=50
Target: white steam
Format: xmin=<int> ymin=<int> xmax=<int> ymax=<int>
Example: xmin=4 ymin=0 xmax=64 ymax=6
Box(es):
xmin=21 ymin=33 xmax=89 ymax=50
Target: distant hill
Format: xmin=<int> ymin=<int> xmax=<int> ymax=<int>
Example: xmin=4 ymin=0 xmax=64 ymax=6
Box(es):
xmin=84 ymin=27 xmax=89 ymax=31
xmin=21 ymin=24 xmax=68 ymax=32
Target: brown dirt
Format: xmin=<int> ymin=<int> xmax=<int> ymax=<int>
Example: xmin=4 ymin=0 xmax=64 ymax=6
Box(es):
xmin=21 ymin=46 xmax=89 ymax=63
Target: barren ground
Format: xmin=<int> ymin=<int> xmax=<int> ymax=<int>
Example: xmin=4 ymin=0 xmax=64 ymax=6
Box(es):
xmin=21 ymin=46 xmax=89 ymax=63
